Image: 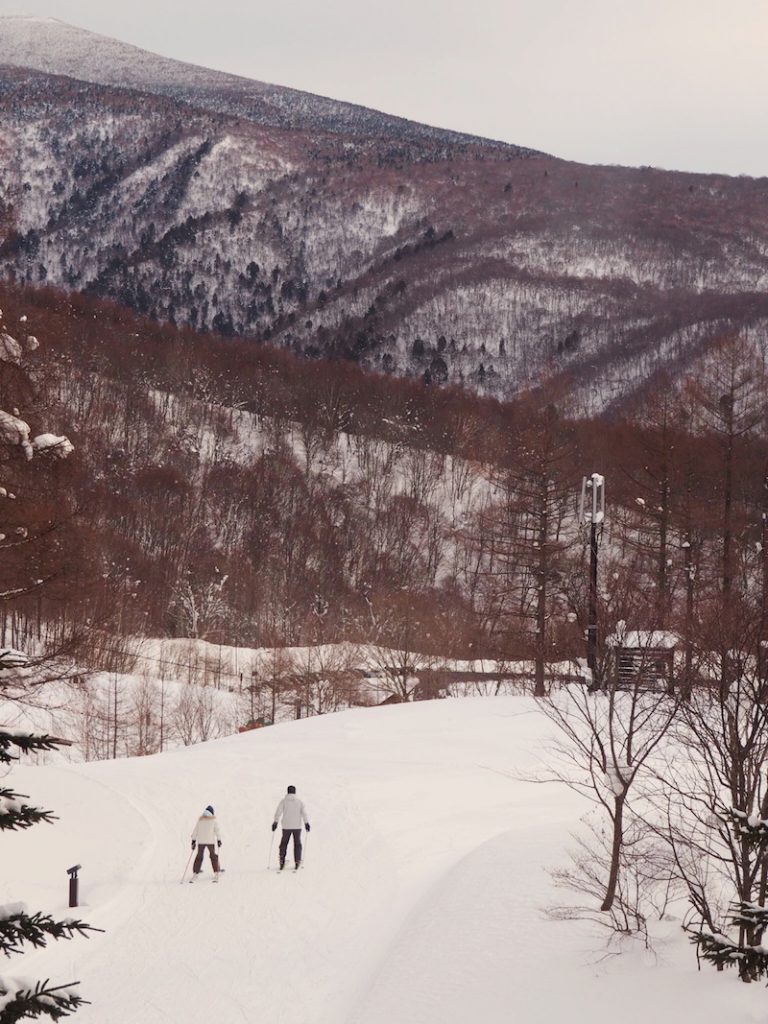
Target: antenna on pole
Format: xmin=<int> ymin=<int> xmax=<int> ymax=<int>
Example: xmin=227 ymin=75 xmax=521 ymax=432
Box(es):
xmin=579 ymin=472 xmax=605 ymax=527
xmin=579 ymin=473 xmax=605 ymax=689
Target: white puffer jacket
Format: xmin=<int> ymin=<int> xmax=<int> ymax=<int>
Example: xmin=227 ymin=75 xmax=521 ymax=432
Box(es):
xmin=192 ymin=810 xmax=221 ymax=845
xmin=273 ymin=794 xmax=309 ymax=830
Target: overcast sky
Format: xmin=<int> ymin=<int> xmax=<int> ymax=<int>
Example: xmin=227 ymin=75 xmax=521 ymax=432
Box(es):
xmin=2 ymin=0 xmax=767 ymax=177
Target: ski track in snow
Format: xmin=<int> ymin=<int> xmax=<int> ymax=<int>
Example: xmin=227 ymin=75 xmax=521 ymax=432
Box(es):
xmin=2 ymin=697 xmax=766 ymax=1023
xmin=347 ymin=823 xmax=764 ymax=1024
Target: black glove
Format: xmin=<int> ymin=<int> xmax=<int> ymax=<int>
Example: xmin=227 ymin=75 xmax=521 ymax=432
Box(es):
xmin=271 ymin=822 xmax=278 ymax=832
xmin=217 ymin=840 xmax=222 ymax=848
xmin=305 ymin=823 xmax=311 ymax=832
xmin=191 ymin=840 xmax=196 ymax=849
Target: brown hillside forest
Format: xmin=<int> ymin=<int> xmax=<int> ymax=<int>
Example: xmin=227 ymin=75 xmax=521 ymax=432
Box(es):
xmin=4 ymin=52 xmax=768 ymax=415
xmin=1 ymin=278 xmax=767 ymax=697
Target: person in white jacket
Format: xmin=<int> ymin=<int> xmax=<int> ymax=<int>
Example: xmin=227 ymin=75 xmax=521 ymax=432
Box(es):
xmin=190 ymin=805 xmax=222 ymax=881
xmin=272 ymin=786 xmax=310 ymax=870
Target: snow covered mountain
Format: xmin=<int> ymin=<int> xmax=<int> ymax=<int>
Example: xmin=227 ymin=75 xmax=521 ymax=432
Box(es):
xmin=4 ymin=696 xmax=762 ymax=1024
xmin=0 ymin=16 xmax=527 ymax=148
xmin=2 ymin=19 xmax=768 ymax=409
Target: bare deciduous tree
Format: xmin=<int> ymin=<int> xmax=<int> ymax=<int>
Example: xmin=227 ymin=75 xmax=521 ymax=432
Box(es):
xmin=539 ymin=669 xmax=678 ymax=923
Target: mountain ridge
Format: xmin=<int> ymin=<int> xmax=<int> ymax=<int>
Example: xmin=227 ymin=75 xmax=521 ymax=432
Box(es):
xmin=0 ymin=16 xmax=535 ymax=151
xmin=1 ymin=20 xmax=768 ymax=411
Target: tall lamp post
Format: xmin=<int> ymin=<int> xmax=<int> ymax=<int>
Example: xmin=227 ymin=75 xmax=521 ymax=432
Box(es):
xmin=579 ymin=473 xmax=605 ymax=688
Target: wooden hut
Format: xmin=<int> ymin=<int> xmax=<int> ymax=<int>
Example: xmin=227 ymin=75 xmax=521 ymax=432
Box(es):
xmin=608 ymin=630 xmax=679 ymax=690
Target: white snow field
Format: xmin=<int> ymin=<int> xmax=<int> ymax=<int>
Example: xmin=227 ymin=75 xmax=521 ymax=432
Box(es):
xmin=2 ymin=696 xmax=765 ymax=1024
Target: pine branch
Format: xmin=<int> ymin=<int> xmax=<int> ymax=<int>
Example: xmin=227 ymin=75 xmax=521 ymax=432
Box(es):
xmin=727 ymin=807 xmax=768 ymax=851
xmin=690 ymin=926 xmax=768 ymax=979
xmin=0 ymin=908 xmax=98 ymax=957
xmin=0 ymin=732 xmax=66 ymax=766
xmin=0 ymin=789 xmax=56 ymax=832
xmin=690 ymin=928 xmax=744 ymax=970
xmin=729 ymin=901 xmax=768 ymax=936
xmin=0 ymin=977 xmax=87 ymax=1021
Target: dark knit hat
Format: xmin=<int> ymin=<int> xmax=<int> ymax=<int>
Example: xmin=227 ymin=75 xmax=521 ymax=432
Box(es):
xmin=287 ymin=785 xmax=296 ymax=794
xmin=205 ymin=805 xmax=214 ymax=814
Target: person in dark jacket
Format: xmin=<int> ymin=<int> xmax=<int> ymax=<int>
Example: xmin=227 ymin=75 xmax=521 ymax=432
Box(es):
xmin=272 ymin=785 xmax=310 ymax=870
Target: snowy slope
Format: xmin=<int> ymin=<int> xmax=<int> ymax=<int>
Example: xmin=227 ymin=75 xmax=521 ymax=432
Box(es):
xmin=0 ymin=16 xmax=249 ymax=91
xmin=2 ymin=697 xmax=764 ymax=1023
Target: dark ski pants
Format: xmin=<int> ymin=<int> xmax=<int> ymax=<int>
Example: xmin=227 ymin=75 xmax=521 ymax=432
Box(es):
xmin=279 ymin=829 xmax=302 ymax=867
xmin=193 ymin=844 xmax=220 ymax=874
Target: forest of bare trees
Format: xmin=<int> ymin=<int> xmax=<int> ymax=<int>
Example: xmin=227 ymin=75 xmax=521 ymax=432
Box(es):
xmin=1 ymin=282 xmax=767 ymax=697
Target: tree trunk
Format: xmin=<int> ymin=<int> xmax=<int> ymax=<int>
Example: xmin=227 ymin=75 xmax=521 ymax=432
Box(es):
xmin=759 ymin=470 xmax=768 ymax=694
xmin=682 ymin=533 xmax=694 ymax=701
xmin=601 ymin=793 xmax=625 ymax=912
xmin=657 ymin=473 xmax=669 ymax=627
xmin=534 ymin=481 xmax=548 ymax=698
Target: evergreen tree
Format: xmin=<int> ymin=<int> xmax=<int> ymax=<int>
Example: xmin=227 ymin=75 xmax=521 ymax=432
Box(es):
xmin=0 ymin=729 xmax=97 ymax=1020
xmin=0 ymin=291 xmax=97 ymax=1018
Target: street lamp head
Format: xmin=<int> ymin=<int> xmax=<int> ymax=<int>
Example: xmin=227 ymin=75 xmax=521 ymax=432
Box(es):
xmin=579 ymin=473 xmax=605 ymax=525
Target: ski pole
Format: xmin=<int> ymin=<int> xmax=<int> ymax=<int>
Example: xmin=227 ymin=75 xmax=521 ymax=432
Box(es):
xmin=267 ymin=831 xmax=274 ymax=870
xmin=301 ymin=829 xmax=309 ymax=869
xmin=180 ymin=848 xmax=194 ymax=884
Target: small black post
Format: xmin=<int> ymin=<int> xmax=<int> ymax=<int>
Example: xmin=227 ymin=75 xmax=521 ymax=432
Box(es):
xmin=67 ymin=864 xmax=81 ymax=908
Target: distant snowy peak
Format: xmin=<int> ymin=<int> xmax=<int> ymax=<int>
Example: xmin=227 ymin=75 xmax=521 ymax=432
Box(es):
xmin=0 ymin=16 xmax=536 ymax=151
xmin=0 ymin=15 xmax=253 ymax=90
